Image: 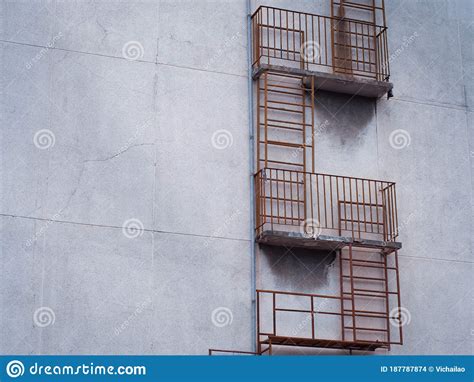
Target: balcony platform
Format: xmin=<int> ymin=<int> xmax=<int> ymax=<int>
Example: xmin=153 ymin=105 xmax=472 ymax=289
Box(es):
xmin=256 ymin=230 xmax=401 ymax=253
xmin=262 ymin=336 xmax=388 ymax=352
xmin=253 ymin=64 xmax=393 ymax=99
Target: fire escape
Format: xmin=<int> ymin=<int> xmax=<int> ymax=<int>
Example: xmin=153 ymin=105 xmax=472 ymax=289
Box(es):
xmin=210 ymin=0 xmax=403 ymax=355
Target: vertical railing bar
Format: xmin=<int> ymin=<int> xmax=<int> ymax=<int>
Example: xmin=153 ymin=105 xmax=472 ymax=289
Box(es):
xmin=316 ymin=174 xmax=321 ymax=226
xmin=302 ymin=71 xmax=307 ymax=222
xmin=375 ymin=181 xmax=380 ymax=235
xmin=290 ymin=170 xmax=294 ymax=224
xmin=349 ymin=177 xmax=354 ymax=239
xmin=391 ymin=183 xmax=396 ymax=241
xmin=292 ymin=11 xmax=296 ymax=61
xmin=323 ymin=175 xmax=328 ymax=228
xmin=272 ymin=292 xmax=276 ymax=336
xmin=311 ymin=76 xmax=315 ymax=172
xmin=317 ymin=16 xmax=321 ymax=65
xmin=305 ymin=13 xmax=309 ymax=69
xmin=393 ymin=184 xmax=398 ymax=239
xmin=387 ymin=182 xmax=393 ymax=242
xmin=276 ymin=169 xmax=280 ymax=224
xmin=348 ymin=245 xmax=357 ymax=341
xmin=286 ymin=10 xmax=289 ymax=61
xmin=273 ymin=7 xmax=276 ymax=59
xmin=383 ymin=252 xmax=391 ymax=348
xmin=262 ymin=170 xmax=266 ymax=232
xmin=297 ymin=171 xmax=301 ymax=223
xmin=310 ymin=173 xmax=314 ymax=226
xmin=368 ymin=180 xmax=373 ymax=233
xmin=339 ymin=249 xmax=345 ymax=341
xmin=283 ymin=169 xmax=287 ymax=225
xmin=266 ymin=7 xmax=270 ymax=64
xmin=395 ymin=251 xmax=403 ymax=345
xmin=343 ymin=177 xmax=347 ymax=232
xmin=269 ymin=168 xmax=274 ymax=230
xmin=362 ymin=179 xmax=367 ymax=233
xmin=355 ymin=178 xmax=361 ymax=239
xmin=329 ymin=175 xmax=334 ymax=229
xmin=354 ymin=21 xmax=359 ymax=73
xmin=324 ymin=12 xmax=328 ymax=66
xmin=311 ymin=296 xmax=315 ymax=339
xmin=382 ymin=184 xmax=387 ymax=241
xmin=264 ymin=73 xmax=268 ymax=168
xmin=257 ymin=291 xmax=261 ymax=354
xmin=279 ymin=9 xmax=283 ymax=59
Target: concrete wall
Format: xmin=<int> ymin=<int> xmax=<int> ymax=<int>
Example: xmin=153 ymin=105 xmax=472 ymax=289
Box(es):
xmin=1 ymin=0 xmax=472 ymax=355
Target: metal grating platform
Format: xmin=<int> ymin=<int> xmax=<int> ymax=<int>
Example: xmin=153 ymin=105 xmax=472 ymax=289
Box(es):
xmin=262 ymin=336 xmax=388 ymax=352
xmin=257 ymin=230 xmax=401 ymax=253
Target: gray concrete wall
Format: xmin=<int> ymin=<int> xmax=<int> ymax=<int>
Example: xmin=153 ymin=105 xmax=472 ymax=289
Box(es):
xmin=1 ymin=0 xmax=472 ymax=355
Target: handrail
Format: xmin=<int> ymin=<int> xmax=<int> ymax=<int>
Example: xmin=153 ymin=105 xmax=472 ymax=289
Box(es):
xmin=252 ymin=5 xmax=386 ymax=28
xmin=254 ymin=167 xmax=396 ymax=186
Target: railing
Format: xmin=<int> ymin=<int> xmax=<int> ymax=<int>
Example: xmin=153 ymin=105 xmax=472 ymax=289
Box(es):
xmin=252 ymin=6 xmax=390 ymax=81
xmin=257 ymin=282 xmax=402 ymax=349
xmin=254 ymin=167 xmax=398 ymax=242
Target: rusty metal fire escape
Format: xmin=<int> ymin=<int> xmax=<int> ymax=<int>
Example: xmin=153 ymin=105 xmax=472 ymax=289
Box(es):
xmin=210 ymin=0 xmax=403 ymax=356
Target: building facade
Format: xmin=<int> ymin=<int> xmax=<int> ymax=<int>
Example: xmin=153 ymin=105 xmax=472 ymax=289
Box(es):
xmin=1 ymin=0 xmax=472 ymax=355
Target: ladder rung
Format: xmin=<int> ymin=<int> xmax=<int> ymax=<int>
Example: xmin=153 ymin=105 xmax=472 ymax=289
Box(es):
xmin=342 ymin=275 xmax=386 ymax=282
xmin=259 ymin=140 xmax=307 ymax=149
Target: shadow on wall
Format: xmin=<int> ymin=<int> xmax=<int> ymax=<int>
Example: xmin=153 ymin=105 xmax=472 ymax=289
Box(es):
xmin=258 ymin=245 xmax=338 ymax=293
xmin=314 ymin=90 xmax=376 ymax=146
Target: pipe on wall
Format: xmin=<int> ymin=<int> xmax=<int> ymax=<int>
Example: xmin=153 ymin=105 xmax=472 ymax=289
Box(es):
xmin=246 ymin=0 xmax=257 ymax=353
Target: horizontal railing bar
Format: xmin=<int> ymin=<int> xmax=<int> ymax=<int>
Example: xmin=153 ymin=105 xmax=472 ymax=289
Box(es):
xmin=344 ymin=326 xmax=389 ymax=332
xmin=261 ymin=196 xmax=305 ymax=204
xmin=259 ymin=167 xmax=396 ymax=185
xmin=344 ymin=308 xmax=388 ymax=315
xmin=257 ymin=289 xmax=349 ymax=300
xmin=256 ymin=24 xmax=305 ymax=34
xmin=339 ymin=218 xmax=384 ymax=225
xmin=251 ymin=5 xmax=387 ymax=29
xmin=343 ymin=292 xmax=387 ymax=299
xmin=339 ymin=201 xmax=384 ymax=207
xmin=332 ymin=0 xmax=385 ymax=11
xmin=264 ymin=159 xmax=305 ymax=167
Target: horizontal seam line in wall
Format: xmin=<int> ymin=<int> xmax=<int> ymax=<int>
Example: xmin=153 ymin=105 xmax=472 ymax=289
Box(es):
xmin=0 ymin=213 xmax=251 ymax=243
xmin=0 ymin=39 xmax=247 ymax=79
xmin=398 ymin=253 xmax=473 ymax=265
xmin=2 ymin=214 xmax=471 ymax=264
xmin=392 ymin=96 xmax=468 ymax=112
